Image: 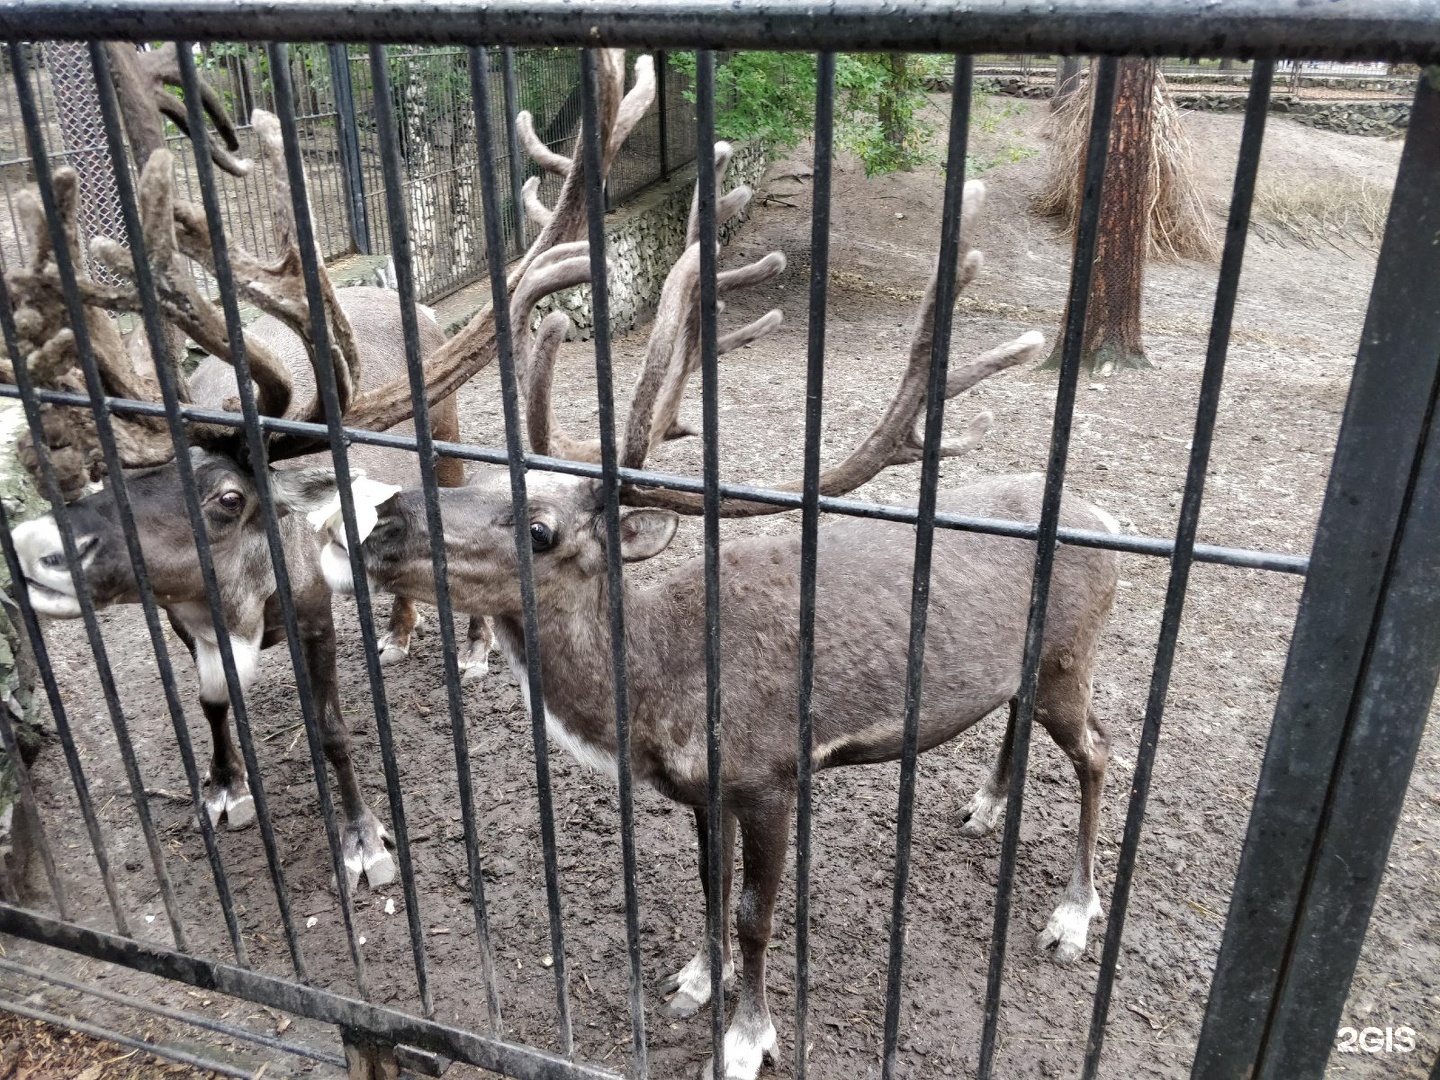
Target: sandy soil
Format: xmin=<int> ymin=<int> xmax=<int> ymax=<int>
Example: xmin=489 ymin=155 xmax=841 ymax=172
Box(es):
xmin=6 ymin=95 xmax=1436 ymax=1079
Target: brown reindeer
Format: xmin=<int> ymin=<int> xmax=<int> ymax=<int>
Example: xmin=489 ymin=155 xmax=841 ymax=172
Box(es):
xmin=319 ymin=162 xmax=1118 ymax=1077
xmin=6 ymin=48 xmax=654 ymax=888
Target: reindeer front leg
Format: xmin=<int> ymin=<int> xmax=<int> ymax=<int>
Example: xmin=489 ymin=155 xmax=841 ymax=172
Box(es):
xmin=700 ymin=796 xmax=788 ymax=1080
xmin=299 ymin=603 xmax=397 ymax=890
xmin=661 ymin=805 xmax=737 ymax=1018
xmin=167 ymin=606 xmax=257 ymax=831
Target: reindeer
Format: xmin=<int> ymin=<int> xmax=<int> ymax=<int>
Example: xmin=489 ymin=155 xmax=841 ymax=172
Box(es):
xmin=5 ymin=47 xmax=655 ymax=888
xmin=318 ymin=152 xmax=1119 ymax=1077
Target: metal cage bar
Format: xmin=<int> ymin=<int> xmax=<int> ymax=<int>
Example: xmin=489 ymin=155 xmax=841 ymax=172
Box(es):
xmin=3 ymin=1 xmax=1439 ymax=60
xmin=977 ymin=54 xmax=1119 ymax=1080
xmin=791 ymin=47 xmax=835 ymax=1080
xmin=577 ymin=45 xmax=651 ymax=1079
xmin=466 ymin=46 xmax=578 ymax=1059
xmin=879 ymin=52 xmax=974 ymax=1080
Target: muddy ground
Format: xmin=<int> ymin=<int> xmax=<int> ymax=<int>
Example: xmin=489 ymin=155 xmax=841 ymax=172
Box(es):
xmin=5 ymin=95 xmax=1437 ymax=1079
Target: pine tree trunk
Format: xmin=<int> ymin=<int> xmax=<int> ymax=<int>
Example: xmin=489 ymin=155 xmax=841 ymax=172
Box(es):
xmin=1046 ymin=57 xmax=1157 ymax=374
xmin=1053 ymin=56 xmax=1083 ymax=110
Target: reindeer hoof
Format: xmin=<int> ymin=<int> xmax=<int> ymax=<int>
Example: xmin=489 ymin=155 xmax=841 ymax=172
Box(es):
xmin=957 ymin=786 xmax=1006 ymax=837
xmin=202 ymin=778 xmax=256 ymax=831
xmin=343 ymin=810 xmax=398 ymax=891
xmin=696 ymin=1021 xmax=777 ymax=1079
xmin=377 ymin=634 xmax=410 ymax=667
xmin=659 ymin=953 xmax=734 ymax=1019
xmin=459 ymin=653 xmax=490 ymax=684
xmin=1036 ymin=891 xmax=1101 ymax=964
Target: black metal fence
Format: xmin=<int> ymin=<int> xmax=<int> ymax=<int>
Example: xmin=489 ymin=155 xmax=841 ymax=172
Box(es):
xmin=0 ymin=41 xmax=698 ymax=303
xmin=0 ymin=3 xmax=1437 ymax=1079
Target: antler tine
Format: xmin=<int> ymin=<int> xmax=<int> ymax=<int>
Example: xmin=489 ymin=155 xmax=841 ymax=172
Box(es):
xmin=686 ymin=141 xmax=737 ymax=246
xmin=508 ymin=240 xmax=594 ymax=388
xmin=104 ymin=43 xmax=250 ymax=178
xmin=524 ymin=310 xmax=600 ymax=460
xmin=247 ymin=110 xmax=361 ymax=427
xmin=623 ymin=180 xmax=1040 ymax=516
xmin=637 ymin=248 xmax=787 ymax=458
xmin=521 ymin=176 xmax=554 ymax=230
xmin=516 ymin=111 xmax=573 ymax=177
xmin=605 ymin=53 xmax=656 ymax=174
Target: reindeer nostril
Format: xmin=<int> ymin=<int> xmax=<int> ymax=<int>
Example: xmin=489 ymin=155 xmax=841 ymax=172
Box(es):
xmin=40 ymin=552 xmax=67 ymax=569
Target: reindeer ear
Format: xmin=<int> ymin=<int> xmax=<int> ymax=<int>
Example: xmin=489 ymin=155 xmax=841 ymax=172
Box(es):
xmin=268 ymin=466 xmax=341 ymax=517
xmin=617 ymin=508 xmax=678 ymax=562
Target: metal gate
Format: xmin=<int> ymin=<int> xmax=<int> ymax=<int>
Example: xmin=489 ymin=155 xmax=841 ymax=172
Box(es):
xmin=0 ymin=3 xmax=1436 ymax=1078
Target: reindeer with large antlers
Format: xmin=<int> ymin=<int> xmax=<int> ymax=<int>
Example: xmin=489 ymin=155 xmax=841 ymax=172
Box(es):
xmin=6 ymin=47 xmax=654 ymax=888
xmin=319 ymin=140 xmax=1120 ymax=1074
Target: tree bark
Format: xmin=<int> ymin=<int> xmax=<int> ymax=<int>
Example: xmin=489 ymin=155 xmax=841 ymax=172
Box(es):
xmin=1053 ymin=56 xmax=1083 ymax=110
xmin=1046 ymin=57 xmax=1157 ymax=374
xmin=878 ymin=52 xmax=909 ymax=152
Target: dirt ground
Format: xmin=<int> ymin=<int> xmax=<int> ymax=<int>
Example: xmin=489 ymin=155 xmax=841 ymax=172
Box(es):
xmin=6 ymin=94 xmax=1437 ymax=1080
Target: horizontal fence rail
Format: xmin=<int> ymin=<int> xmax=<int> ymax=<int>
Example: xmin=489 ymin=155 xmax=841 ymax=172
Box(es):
xmin=0 ymin=7 xmax=1436 ymax=1080
xmin=0 ymin=1 xmax=1437 ymax=59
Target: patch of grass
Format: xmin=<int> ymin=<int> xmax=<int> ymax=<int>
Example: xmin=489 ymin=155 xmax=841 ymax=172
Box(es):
xmin=1252 ymin=176 xmax=1392 ymax=251
xmin=966 ymin=93 xmax=1038 ymax=175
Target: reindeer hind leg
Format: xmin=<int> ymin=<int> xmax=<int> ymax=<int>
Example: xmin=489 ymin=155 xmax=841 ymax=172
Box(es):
xmin=1032 ymin=665 xmax=1108 ymax=963
xmin=958 ymin=698 xmax=1016 ymax=837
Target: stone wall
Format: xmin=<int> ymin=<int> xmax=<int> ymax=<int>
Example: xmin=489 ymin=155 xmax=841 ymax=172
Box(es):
xmin=531 ymin=140 xmax=771 ymax=340
xmin=1173 ymin=93 xmax=1410 ymax=136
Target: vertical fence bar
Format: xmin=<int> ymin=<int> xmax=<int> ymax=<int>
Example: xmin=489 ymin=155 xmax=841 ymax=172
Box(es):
xmin=330 ymin=43 xmax=371 ymax=256
xmin=1080 ymin=58 xmax=1275 ymax=1080
xmin=7 ymin=39 xmax=190 ymax=951
xmin=368 ymin=42 xmax=472 ymax=1017
xmin=1196 ymin=67 xmax=1440 ymax=1080
xmin=167 ymin=42 xmax=384 ymax=995
xmin=695 ymin=48 xmax=727 ymax=1079
xmin=453 ymin=43 xmax=517 ymax=1036
xmin=0 ymin=286 xmax=126 ymax=935
xmin=878 ymin=54 xmax=973 ymax=1080
xmin=577 ymin=47 xmax=650 ymax=1079
xmin=656 ymin=51 xmax=670 ymax=181
xmin=266 ymin=40 xmax=433 ymax=1012
xmin=792 ymin=50 xmax=834 ymax=1080
xmin=976 ymin=56 xmax=1119 ymax=1080
xmin=467 ymin=43 xmax=575 ymax=1059
xmin=502 ymin=47 xmax=526 ymax=252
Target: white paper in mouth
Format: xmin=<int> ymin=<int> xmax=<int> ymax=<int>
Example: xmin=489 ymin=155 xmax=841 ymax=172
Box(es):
xmin=306 ymin=471 xmax=401 ymax=548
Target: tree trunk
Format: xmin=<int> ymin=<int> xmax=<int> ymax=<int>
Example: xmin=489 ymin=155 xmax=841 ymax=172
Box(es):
xmin=878 ymin=53 xmax=909 ymax=152
xmin=1053 ymin=56 xmax=1083 ymax=110
xmin=1046 ymin=57 xmax=1157 ymax=374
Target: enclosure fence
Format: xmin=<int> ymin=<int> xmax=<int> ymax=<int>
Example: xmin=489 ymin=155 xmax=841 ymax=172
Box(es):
xmin=0 ymin=42 xmax=698 ymax=303
xmin=0 ymin=3 xmax=1437 ymax=1080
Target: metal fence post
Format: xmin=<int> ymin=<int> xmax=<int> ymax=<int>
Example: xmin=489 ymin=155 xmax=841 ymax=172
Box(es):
xmin=657 ymin=50 xmax=669 ymax=180
xmin=501 ymin=46 xmax=526 ymax=253
xmin=329 ymin=43 xmax=371 ymax=255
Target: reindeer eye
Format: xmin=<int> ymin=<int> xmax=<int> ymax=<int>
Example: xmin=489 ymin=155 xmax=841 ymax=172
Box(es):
xmin=217 ymin=490 xmax=245 ymax=512
xmin=529 ymin=521 xmax=554 ymax=552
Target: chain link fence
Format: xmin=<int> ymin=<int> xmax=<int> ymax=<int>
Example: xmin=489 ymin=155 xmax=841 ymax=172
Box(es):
xmin=0 ymin=43 xmax=699 ymax=303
